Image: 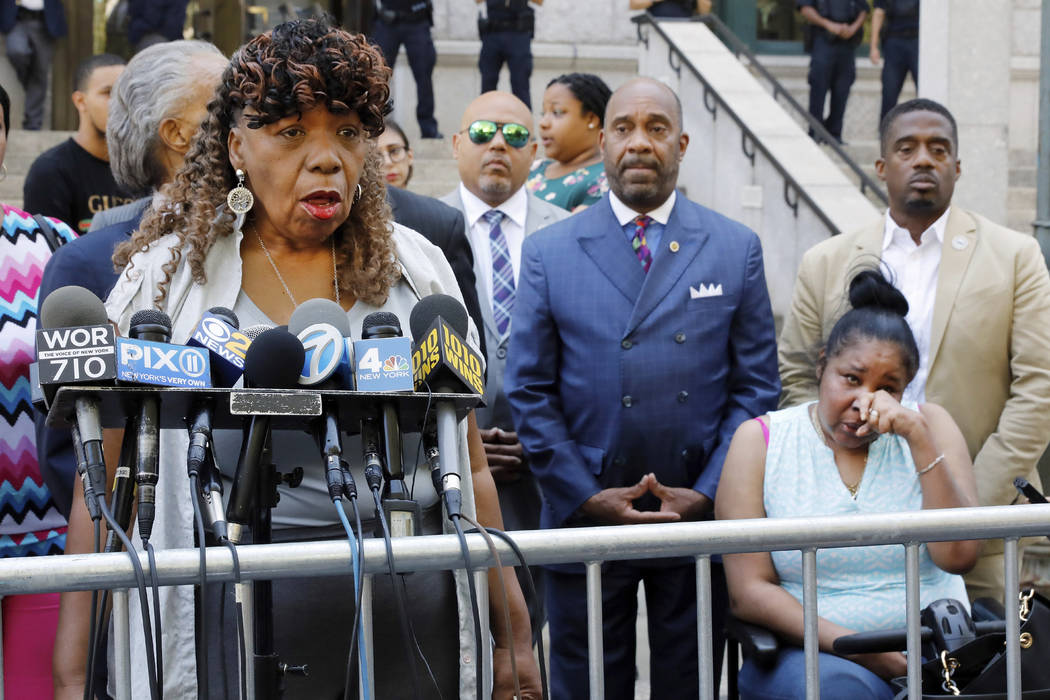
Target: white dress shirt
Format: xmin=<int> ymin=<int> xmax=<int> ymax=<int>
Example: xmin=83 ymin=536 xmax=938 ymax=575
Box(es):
xmin=880 ymin=207 xmax=950 ymax=405
xmin=460 ymin=182 xmax=528 ymax=304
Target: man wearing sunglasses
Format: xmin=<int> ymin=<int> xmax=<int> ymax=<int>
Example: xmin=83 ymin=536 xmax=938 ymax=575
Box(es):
xmin=441 ymin=90 xmax=569 ymax=642
xmin=506 ymin=77 xmax=780 ymax=699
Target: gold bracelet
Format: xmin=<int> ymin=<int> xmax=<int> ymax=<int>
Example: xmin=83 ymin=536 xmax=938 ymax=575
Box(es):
xmin=916 ymin=453 xmax=945 ymax=477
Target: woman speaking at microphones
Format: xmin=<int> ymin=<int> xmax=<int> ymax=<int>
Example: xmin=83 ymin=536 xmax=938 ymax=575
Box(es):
xmin=53 ymin=18 xmax=539 ymax=700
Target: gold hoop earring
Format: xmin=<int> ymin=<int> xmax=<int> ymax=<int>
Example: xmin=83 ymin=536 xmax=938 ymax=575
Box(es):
xmin=227 ymin=168 xmax=254 ymax=215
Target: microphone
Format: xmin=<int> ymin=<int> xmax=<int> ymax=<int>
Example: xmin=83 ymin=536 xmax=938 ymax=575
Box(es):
xmin=357 ymin=311 xmax=419 ymax=535
xmin=289 ymin=300 xmax=355 ymax=501
xmin=287 ymin=298 xmax=354 ymax=388
xmin=36 ymin=286 xmax=118 ymax=398
xmin=37 ymin=286 xmax=115 ymax=508
xmin=409 ymin=294 xmax=484 ymax=396
xmin=127 ymin=309 xmax=173 ymax=543
xmin=409 ymin=294 xmax=485 ymax=518
xmin=225 ymin=328 xmax=305 ymax=543
xmin=187 ymin=308 xmax=247 ymax=542
xmin=187 ymin=306 xmax=250 ymax=388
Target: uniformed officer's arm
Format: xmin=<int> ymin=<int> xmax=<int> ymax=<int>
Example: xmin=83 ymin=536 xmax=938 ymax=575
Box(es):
xmin=870 ymin=7 xmax=885 ymax=63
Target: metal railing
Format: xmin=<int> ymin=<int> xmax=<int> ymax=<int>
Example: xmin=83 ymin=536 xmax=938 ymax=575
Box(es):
xmin=2 ymin=504 xmax=1048 ymax=699
xmin=635 ymin=13 xmax=889 ymax=212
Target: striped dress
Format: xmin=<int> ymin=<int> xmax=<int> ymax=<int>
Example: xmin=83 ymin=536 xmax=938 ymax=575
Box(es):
xmin=0 ymin=204 xmax=75 ymax=558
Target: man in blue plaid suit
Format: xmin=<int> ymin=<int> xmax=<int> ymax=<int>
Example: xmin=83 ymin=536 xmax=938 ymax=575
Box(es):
xmin=506 ymin=78 xmax=780 ymax=700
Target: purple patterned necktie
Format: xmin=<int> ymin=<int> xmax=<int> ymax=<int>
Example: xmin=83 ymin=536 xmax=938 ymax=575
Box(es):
xmin=631 ymin=215 xmax=654 ymax=273
xmin=485 ymin=209 xmax=515 ymax=339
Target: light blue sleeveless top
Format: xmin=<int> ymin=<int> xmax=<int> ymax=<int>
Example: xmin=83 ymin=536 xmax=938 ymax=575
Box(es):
xmin=763 ymin=402 xmax=969 ymax=632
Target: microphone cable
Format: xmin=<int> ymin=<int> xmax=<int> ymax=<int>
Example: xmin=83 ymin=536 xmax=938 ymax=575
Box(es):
xmin=365 ymin=465 xmax=424 ymax=700
xmin=94 ymin=494 xmax=161 ymax=700
xmin=467 ymin=527 xmax=549 ymax=700
xmin=449 ymin=508 xmax=485 ymax=700
xmin=408 ymin=384 xmax=434 ymax=500
xmin=188 ymin=472 xmax=210 ymax=697
xmin=144 ymin=538 xmax=163 ymax=692
xmin=84 ymin=518 xmax=101 ymax=700
xmin=459 ymin=513 xmax=521 ymax=700
xmin=334 ymin=496 xmax=369 ymax=700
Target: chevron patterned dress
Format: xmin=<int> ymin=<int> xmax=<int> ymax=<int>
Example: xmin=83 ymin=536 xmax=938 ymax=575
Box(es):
xmin=0 ymin=204 xmax=75 ymax=558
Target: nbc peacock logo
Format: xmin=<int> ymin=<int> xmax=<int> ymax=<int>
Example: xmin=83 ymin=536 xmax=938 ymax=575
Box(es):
xmin=383 ymin=354 xmax=410 ymax=372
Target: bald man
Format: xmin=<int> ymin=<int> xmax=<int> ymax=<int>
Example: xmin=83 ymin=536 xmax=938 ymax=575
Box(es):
xmin=441 ymin=91 xmax=568 ymax=639
xmin=505 ymin=78 xmax=779 ymax=699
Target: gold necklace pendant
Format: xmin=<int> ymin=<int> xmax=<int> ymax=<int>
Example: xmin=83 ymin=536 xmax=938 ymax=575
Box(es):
xmin=810 ymin=404 xmax=865 ymax=500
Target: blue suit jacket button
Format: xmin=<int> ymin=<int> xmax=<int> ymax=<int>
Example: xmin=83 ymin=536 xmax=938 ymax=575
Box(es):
xmin=677 ymin=391 xmax=688 ymax=403
xmin=622 ymin=395 xmax=633 ymax=407
xmin=496 ymin=347 xmax=507 ymax=360
xmin=621 ymin=339 xmax=633 ymax=349
xmin=674 ymin=332 xmax=686 ymax=344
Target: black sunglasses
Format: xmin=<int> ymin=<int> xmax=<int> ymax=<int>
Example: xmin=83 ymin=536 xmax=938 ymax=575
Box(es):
xmin=463 ymin=120 xmax=531 ymax=148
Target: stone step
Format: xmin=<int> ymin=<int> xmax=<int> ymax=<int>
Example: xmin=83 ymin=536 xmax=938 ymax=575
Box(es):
xmin=1010 ymin=149 xmax=1037 ymax=169
xmin=0 ymin=174 xmax=27 ymax=210
xmin=1009 ymin=186 xmax=1036 ymax=211
xmin=1010 ymin=167 xmax=1037 ymax=188
xmin=1008 ymin=210 xmax=1036 ymax=233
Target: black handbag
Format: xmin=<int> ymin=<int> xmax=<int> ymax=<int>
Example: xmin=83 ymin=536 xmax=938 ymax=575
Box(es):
xmin=893 ymin=590 xmax=1050 ymax=699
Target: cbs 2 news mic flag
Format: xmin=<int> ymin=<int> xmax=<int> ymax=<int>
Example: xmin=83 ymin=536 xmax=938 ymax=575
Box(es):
xmin=411 ymin=318 xmax=484 ymax=395
xmin=188 ymin=311 xmax=250 ymax=387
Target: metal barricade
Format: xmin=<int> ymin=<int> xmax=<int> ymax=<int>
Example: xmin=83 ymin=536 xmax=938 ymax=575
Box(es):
xmin=2 ymin=503 xmax=1048 ymax=699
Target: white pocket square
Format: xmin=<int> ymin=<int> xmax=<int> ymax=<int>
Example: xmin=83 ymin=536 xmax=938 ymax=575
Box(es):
xmin=690 ymin=283 xmax=723 ymax=299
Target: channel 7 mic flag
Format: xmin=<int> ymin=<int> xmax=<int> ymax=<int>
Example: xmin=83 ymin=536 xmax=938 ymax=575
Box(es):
xmin=411 ymin=316 xmax=484 ymax=395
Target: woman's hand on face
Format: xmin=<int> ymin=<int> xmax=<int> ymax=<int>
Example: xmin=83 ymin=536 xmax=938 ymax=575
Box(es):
xmin=855 ymin=390 xmax=928 ymax=441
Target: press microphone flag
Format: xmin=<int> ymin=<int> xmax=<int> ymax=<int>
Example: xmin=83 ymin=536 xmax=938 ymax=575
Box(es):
xmin=187 ymin=307 xmax=249 ymax=388
xmin=409 ymin=295 xmax=484 ymax=395
xmin=36 ymin=286 xmax=117 ymax=397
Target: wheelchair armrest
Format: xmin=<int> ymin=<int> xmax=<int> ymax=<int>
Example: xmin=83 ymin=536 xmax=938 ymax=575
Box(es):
xmin=725 ymin=615 xmax=780 ymax=669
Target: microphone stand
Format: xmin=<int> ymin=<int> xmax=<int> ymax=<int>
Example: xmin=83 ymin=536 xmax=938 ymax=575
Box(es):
xmin=247 ymin=426 xmax=307 ymax=699
xmin=252 ymin=428 xmax=279 ymax=699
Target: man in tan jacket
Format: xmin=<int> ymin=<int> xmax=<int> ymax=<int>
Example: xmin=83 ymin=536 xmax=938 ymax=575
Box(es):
xmin=779 ymin=98 xmax=1050 ymax=601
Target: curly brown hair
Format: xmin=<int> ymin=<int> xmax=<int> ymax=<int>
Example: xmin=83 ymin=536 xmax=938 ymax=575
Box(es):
xmin=114 ymin=18 xmax=400 ymax=307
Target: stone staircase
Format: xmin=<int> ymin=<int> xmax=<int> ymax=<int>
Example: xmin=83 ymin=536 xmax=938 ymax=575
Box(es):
xmin=0 ymin=129 xmax=70 ymax=212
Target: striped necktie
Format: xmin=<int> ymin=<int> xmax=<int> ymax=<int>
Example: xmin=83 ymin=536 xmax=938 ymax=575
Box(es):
xmin=485 ymin=209 xmax=514 ymax=339
xmin=631 ymin=215 xmax=654 ymax=273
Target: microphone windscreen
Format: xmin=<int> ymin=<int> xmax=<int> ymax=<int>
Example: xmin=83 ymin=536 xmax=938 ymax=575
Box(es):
xmin=241 ymin=324 xmax=272 ymax=342
xmin=208 ymin=306 xmax=239 ymax=330
xmin=243 ymin=328 xmax=305 ymax=389
xmin=39 ymin=285 xmax=108 ymax=328
xmin=129 ymin=309 xmax=172 ymax=331
xmin=409 ymin=294 xmax=469 ymax=340
xmin=287 ymin=298 xmax=351 ymax=338
xmin=362 ymin=310 xmax=402 ymax=338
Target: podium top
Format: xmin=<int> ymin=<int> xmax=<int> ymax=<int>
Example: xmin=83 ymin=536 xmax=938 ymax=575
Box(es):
xmin=48 ymin=386 xmax=482 ymax=433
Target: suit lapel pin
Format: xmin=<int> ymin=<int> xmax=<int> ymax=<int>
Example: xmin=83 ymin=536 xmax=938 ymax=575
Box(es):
xmin=669 ymin=240 xmax=680 ymax=253
xmin=951 ymin=235 xmax=969 ymax=251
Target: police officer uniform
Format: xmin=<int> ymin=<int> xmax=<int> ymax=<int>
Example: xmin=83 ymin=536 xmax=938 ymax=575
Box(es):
xmin=874 ymin=0 xmax=919 ymax=122
xmin=644 ymin=0 xmax=695 ymax=18
xmin=799 ymin=0 xmax=868 ymax=143
xmin=478 ymin=0 xmax=535 ymax=108
xmin=371 ymin=0 xmax=441 ymax=138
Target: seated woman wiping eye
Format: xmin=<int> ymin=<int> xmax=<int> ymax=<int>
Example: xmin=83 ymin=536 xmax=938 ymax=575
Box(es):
xmin=715 ymin=267 xmax=979 ymax=700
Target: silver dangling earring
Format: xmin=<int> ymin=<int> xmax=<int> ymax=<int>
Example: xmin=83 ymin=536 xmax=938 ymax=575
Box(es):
xmin=353 ymin=183 xmax=362 ymax=206
xmin=0 ymin=163 xmax=8 ymax=182
xmin=227 ymin=169 xmax=254 ymax=215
